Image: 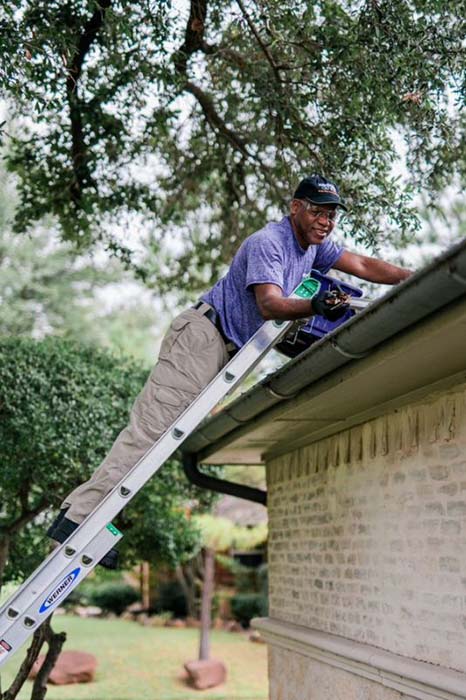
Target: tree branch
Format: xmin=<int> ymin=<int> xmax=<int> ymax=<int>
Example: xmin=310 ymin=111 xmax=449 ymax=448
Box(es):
xmin=173 ymin=1 xmax=254 ymax=161
xmin=184 ymin=81 xmax=251 ymax=158
xmin=235 ymin=0 xmax=281 ymax=82
xmin=173 ymin=0 xmax=209 ymax=74
xmin=171 ymin=0 xmax=283 ymax=201
xmin=64 ymin=1 xmax=112 ymax=203
xmin=8 ymin=497 xmax=50 ymax=536
xmin=31 ymin=619 xmax=67 ymax=700
xmin=2 ymin=625 xmax=47 ymax=700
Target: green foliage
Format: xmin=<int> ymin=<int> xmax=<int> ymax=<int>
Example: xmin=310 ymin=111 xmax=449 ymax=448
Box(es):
xmin=87 ymin=582 xmax=140 ymax=616
xmin=0 ymin=336 xmax=207 ymax=586
xmin=0 ymin=335 xmax=144 ymax=581
xmin=193 ymin=514 xmax=267 ymax=552
xmin=152 ymin=580 xmax=188 ymax=618
xmin=230 ymin=592 xmax=267 ymax=628
xmin=117 ymin=493 xmax=202 ymax=569
xmin=217 ymin=557 xmax=268 ymax=595
xmin=0 ymin=223 xmax=163 ymax=364
xmin=222 ymin=465 xmax=266 ymax=489
xmin=0 ymin=335 xmax=146 ymax=510
xmin=1 ymin=0 xmax=465 ymax=292
xmin=0 ymin=156 xmax=167 ymax=367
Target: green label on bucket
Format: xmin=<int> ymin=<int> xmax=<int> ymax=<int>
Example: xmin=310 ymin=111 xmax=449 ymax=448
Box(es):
xmin=294 ymin=277 xmax=321 ymax=299
xmin=106 ymin=523 xmax=122 ymax=537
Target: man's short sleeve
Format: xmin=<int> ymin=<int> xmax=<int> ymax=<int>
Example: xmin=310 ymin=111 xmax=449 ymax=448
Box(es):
xmin=245 ymin=233 xmax=285 ymax=291
xmin=314 ymin=239 xmax=345 ymax=274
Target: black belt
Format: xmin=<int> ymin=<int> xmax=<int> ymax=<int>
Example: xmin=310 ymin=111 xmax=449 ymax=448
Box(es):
xmin=193 ymin=301 xmax=238 ymax=356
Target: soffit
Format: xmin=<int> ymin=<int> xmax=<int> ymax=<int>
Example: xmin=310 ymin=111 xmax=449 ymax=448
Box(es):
xmin=199 ymin=296 xmax=466 ymax=464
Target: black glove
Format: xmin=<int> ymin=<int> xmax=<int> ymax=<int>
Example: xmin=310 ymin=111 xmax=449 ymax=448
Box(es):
xmin=312 ymin=289 xmax=350 ymax=321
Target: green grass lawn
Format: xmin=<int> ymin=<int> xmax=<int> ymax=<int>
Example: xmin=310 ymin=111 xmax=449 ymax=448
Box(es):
xmin=0 ymin=616 xmax=268 ymax=700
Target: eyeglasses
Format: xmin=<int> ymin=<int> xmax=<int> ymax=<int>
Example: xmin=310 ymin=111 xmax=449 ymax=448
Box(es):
xmin=302 ymin=201 xmax=339 ymax=224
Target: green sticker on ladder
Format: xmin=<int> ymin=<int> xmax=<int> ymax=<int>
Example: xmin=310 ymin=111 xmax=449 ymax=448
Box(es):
xmin=294 ymin=277 xmax=321 ymax=299
xmin=106 ymin=523 xmax=122 ymax=537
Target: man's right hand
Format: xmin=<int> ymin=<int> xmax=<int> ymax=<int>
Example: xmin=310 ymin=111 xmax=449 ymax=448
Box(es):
xmin=312 ymin=289 xmax=350 ymax=321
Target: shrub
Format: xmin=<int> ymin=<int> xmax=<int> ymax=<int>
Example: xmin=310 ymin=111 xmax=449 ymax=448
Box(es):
xmin=88 ymin=582 xmax=140 ymax=616
xmin=230 ymin=593 xmax=267 ymax=628
xmin=152 ymin=580 xmax=188 ymax=618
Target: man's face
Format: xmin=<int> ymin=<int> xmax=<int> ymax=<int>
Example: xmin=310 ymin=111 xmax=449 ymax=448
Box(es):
xmin=290 ymin=199 xmax=338 ymax=249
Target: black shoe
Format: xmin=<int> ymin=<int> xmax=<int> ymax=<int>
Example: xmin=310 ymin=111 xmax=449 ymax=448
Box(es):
xmin=48 ymin=509 xmax=119 ymax=570
xmin=47 ymin=507 xmax=69 ymax=538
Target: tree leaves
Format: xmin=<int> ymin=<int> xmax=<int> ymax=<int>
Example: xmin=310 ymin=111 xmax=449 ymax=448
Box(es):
xmin=0 ymin=337 xmax=210 ymax=584
xmin=1 ymin=0 xmax=465 ymax=291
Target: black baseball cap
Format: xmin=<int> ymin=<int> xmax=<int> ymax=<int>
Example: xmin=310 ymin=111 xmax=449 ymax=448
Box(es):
xmin=293 ymin=174 xmax=347 ymax=211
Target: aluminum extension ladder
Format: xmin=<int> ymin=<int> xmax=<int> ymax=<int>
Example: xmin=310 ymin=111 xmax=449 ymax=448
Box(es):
xmin=0 ymin=275 xmax=363 ymax=668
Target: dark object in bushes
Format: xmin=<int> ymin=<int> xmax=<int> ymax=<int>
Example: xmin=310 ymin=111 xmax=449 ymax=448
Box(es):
xmin=230 ymin=593 xmax=267 ymax=628
xmin=88 ymin=582 xmax=140 ymax=616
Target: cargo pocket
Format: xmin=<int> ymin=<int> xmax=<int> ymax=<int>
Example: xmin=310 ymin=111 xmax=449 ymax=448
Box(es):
xmin=155 ymin=384 xmax=195 ymax=409
xmin=135 ymin=384 xmax=197 ymax=444
xmin=159 ymin=315 xmax=191 ymax=359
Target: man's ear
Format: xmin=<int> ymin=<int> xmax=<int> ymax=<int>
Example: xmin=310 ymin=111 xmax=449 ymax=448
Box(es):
xmin=290 ymin=198 xmax=302 ymax=215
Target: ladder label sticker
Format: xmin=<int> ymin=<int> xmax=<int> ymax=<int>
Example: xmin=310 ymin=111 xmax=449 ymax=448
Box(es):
xmin=295 ymin=277 xmax=321 ymax=299
xmin=38 ymin=568 xmax=81 ymax=614
xmin=106 ymin=523 xmax=122 ymax=537
xmin=0 ymin=639 xmax=12 ymax=657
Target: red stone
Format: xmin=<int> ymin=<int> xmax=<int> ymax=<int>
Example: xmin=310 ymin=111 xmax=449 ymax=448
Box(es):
xmin=184 ymin=658 xmax=227 ymax=690
xmin=29 ymin=650 xmax=97 ymax=685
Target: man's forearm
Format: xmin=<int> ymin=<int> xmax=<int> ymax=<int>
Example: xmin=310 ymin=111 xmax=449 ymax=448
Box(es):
xmin=334 ymin=251 xmax=413 ymax=284
xmin=259 ymin=295 xmax=313 ymax=321
xmin=360 ymin=257 xmax=412 ymax=284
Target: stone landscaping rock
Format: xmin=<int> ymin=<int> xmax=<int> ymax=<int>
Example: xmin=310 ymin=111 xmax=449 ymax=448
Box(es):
xmin=184 ymin=658 xmax=227 ymax=690
xmin=120 ymin=611 xmax=135 ymax=621
xmin=74 ymin=605 xmax=102 ymax=618
xmin=225 ymin=620 xmax=242 ymax=632
xmin=249 ymin=630 xmax=266 ymax=644
xmin=165 ymin=618 xmax=186 ymax=628
xmin=137 ymin=613 xmax=151 ymax=626
xmin=185 ymin=616 xmax=201 ymax=628
xmin=29 ymin=650 xmax=97 ymax=685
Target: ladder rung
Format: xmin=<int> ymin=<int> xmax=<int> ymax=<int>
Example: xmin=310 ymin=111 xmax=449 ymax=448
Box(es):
xmin=172 ymin=427 xmax=185 ymax=439
xmin=224 ymin=371 xmax=236 ymax=383
xmin=119 ymin=486 xmax=131 ymax=497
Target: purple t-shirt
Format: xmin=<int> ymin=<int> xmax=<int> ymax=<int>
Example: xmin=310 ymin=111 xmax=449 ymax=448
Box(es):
xmin=202 ymin=216 xmax=344 ymax=348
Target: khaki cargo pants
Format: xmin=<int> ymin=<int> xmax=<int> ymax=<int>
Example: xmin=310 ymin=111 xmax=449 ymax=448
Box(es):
xmin=62 ymin=307 xmax=230 ymax=523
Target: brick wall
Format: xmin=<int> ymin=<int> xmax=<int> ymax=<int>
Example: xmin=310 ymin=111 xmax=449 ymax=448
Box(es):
xmin=267 ymin=383 xmax=466 ymax=673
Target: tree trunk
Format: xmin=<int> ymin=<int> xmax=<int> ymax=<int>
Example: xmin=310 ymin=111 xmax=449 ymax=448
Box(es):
xmin=1 ymin=625 xmax=46 ymax=700
xmin=30 ymin=618 xmax=67 ymax=700
xmin=198 ymin=547 xmax=215 ymax=661
xmin=0 ymin=617 xmax=66 ymax=700
xmin=175 ymin=564 xmax=197 ymax=619
xmin=0 ymin=534 xmax=10 ymax=594
xmin=140 ymin=561 xmax=151 ymax=611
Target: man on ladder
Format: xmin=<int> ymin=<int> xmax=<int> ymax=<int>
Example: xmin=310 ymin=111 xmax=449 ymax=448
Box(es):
xmin=48 ymin=174 xmax=411 ymax=568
